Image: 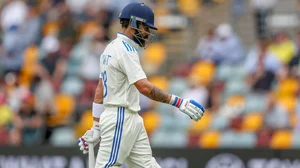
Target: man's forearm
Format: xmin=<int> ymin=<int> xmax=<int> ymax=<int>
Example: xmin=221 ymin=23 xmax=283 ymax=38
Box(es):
xmin=93 ymin=117 xmax=100 ymax=122
xmin=93 ymin=79 xmax=104 ymax=122
xmin=135 ymin=79 xmax=172 ymax=104
xmin=94 ymin=79 xmax=104 ymax=104
xmin=147 ymin=86 xmax=171 ymax=104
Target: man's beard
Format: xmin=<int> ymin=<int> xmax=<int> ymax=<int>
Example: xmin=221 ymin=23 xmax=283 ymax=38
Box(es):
xmin=133 ymin=30 xmax=147 ymax=47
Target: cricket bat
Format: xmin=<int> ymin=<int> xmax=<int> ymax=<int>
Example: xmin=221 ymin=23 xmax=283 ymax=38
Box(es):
xmin=89 ymin=143 xmax=95 ymax=168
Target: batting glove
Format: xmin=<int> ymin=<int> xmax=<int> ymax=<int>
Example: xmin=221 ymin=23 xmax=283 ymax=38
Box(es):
xmin=78 ymin=121 xmax=101 ymax=154
xmin=170 ymin=95 xmax=205 ymax=121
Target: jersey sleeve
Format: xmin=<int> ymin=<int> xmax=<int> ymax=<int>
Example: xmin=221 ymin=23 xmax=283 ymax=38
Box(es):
xmin=99 ymin=54 xmax=103 ymax=79
xmin=119 ymin=52 xmax=147 ymax=84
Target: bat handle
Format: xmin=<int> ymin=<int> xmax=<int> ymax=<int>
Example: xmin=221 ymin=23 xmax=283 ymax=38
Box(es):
xmin=89 ymin=143 xmax=95 ymax=168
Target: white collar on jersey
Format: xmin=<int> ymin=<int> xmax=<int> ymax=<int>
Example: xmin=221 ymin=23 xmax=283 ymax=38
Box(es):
xmin=117 ymin=32 xmax=140 ymax=50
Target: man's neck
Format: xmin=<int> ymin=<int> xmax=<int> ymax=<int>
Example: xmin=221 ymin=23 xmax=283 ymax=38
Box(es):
xmin=121 ymin=28 xmax=133 ymax=39
xmin=119 ymin=28 xmax=141 ymax=49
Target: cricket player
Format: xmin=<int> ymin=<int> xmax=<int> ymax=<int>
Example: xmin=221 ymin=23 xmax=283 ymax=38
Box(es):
xmin=78 ymin=3 xmax=205 ymax=168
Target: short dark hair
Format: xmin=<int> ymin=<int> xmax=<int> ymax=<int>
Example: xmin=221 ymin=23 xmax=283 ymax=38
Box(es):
xmin=120 ymin=19 xmax=130 ymax=28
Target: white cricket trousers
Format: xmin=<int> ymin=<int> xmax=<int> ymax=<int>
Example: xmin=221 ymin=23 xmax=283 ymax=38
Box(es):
xmin=95 ymin=106 xmax=161 ymax=168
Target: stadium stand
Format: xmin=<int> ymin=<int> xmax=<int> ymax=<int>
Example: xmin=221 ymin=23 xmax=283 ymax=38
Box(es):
xmin=0 ymin=0 xmax=299 ymax=151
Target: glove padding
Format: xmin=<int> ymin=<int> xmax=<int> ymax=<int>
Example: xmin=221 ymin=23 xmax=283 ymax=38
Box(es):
xmin=178 ymin=99 xmax=205 ymax=121
xmin=78 ymin=128 xmax=101 ymax=154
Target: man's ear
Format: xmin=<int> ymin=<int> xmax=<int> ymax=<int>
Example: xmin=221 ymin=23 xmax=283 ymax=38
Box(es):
xmin=129 ymin=26 xmax=137 ymax=34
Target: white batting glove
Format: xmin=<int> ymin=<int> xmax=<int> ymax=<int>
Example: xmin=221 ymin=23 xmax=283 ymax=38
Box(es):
xmin=78 ymin=121 xmax=101 ymax=154
xmin=170 ymin=95 xmax=205 ymax=121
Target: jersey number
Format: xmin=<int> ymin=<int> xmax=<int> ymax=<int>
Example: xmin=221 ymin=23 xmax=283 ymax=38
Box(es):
xmin=102 ymin=70 xmax=108 ymax=98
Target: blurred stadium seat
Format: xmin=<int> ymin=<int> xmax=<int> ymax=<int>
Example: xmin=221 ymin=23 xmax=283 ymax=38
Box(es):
xmin=223 ymin=79 xmax=249 ymax=98
xmin=209 ymin=115 xmax=230 ymax=130
xmin=47 ymin=94 xmax=75 ymax=127
xmin=150 ymin=129 xmax=168 ymax=147
xmin=292 ymin=131 xmax=300 ymax=148
xmin=214 ymin=64 xmax=233 ymax=81
xmin=149 ymin=76 xmax=169 ymax=92
xmin=177 ymin=0 xmax=201 ymax=18
xmin=276 ymin=96 xmax=297 ymax=113
xmin=141 ymin=110 xmax=161 ymax=135
xmin=275 ymin=78 xmax=298 ymax=98
xmin=168 ymin=77 xmax=188 ymax=97
xmin=156 ymin=103 xmax=173 ymax=116
xmin=142 ymin=43 xmax=167 ymax=75
xmin=153 ymin=7 xmax=171 ymax=34
xmin=158 ymin=112 xmax=191 ymax=132
xmin=190 ymin=61 xmax=215 ymax=87
xmin=270 ymin=130 xmax=292 ymax=149
xmin=215 ymin=65 xmax=246 ymax=81
xmin=225 ymin=95 xmax=245 ymax=109
xmin=168 ymin=131 xmax=189 ymax=147
xmin=49 ymin=127 xmax=76 ymax=147
xmin=74 ymin=109 xmax=93 ymax=138
xmin=199 ymin=130 xmax=220 ymax=148
xmin=256 ymin=128 xmax=273 ymax=148
xmin=142 ymin=43 xmax=167 ymax=66
xmin=244 ymin=93 xmax=267 ymax=114
xmin=220 ymin=131 xmax=256 ymax=148
xmin=158 ymin=114 xmax=175 ymax=131
xmin=61 ymin=77 xmax=84 ymax=96
xmin=242 ymin=113 xmax=263 ymax=132
xmin=151 ymin=129 xmax=188 ymax=147
xmin=189 ymin=111 xmax=212 ymax=133
xmin=289 ymin=112 xmax=297 ymax=128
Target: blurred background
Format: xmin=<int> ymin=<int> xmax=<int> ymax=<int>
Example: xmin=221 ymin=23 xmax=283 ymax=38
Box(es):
xmin=0 ymin=0 xmax=300 ymax=167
